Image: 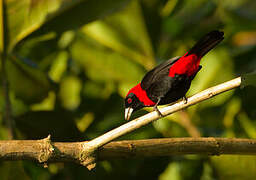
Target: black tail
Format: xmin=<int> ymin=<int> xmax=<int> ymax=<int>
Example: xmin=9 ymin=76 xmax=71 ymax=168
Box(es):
xmin=187 ymin=30 xmax=224 ymax=58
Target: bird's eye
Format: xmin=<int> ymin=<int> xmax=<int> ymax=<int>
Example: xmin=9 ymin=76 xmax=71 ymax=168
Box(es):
xmin=127 ymin=98 xmax=132 ymax=104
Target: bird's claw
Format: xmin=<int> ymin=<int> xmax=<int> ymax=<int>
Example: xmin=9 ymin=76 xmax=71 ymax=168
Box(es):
xmin=183 ymin=96 xmax=188 ymax=104
xmin=154 ymin=106 xmax=164 ymax=117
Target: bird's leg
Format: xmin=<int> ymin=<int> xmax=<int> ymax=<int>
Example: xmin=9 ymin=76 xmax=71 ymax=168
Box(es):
xmin=154 ymin=98 xmax=163 ymax=117
xmin=154 ymin=106 xmax=163 ymax=117
xmin=183 ymin=96 xmax=188 ymax=104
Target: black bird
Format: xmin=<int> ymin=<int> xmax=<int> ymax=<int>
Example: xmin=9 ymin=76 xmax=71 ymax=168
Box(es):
xmin=125 ymin=30 xmax=224 ymax=120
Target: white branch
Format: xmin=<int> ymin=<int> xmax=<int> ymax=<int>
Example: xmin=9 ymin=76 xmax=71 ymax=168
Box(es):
xmin=87 ymin=77 xmax=241 ymax=149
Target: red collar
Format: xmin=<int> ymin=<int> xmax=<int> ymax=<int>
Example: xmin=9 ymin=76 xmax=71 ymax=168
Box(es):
xmin=127 ymin=83 xmax=155 ymax=106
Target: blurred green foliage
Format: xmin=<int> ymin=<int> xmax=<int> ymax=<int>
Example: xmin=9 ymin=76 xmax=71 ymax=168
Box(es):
xmin=0 ymin=0 xmax=256 ymax=179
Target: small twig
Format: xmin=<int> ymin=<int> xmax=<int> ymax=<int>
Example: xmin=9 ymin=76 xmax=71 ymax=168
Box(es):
xmin=178 ymin=111 xmax=201 ymax=137
xmin=0 ymin=0 xmax=15 ymax=139
xmin=1 ymin=54 xmax=15 ymax=139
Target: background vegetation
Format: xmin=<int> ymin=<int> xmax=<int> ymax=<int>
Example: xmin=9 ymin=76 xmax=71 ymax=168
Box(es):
xmin=0 ymin=0 xmax=256 ymax=179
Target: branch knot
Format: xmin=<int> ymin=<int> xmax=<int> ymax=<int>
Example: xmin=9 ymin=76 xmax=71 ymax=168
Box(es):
xmin=79 ymin=142 xmax=97 ymax=170
xmin=38 ymin=135 xmax=54 ymax=166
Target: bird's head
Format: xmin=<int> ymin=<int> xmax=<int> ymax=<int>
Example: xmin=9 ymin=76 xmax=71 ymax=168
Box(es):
xmin=124 ymin=83 xmax=156 ymax=120
xmin=124 ymin=92 xmax=144 ymax=121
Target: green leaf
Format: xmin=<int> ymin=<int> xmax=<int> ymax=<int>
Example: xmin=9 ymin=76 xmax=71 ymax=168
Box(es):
xmin=159 ymin=162 xmax=181 ymax=180
xmin=0 ymin=162 xmax=30 ymax=180
xmin=82 ymin=0 xmax=155 ymax=70
xmin=238 ymin=112 xmax=256 ymax=138
xmin=6 ymin=55 xmax=51 ymax=103
xmin=4 ymin=0 xmax=62 ymax=51
xmin=4 ymin=0 xmax=131 ymax=52
xmin=211 ymin=155 xmax=256 ymax=180
xmin=48 ymin=51 xmax=68 ymax=82
xmin=0 ymin=0 xmax=4 ymax=53
xmin=37 ymin=0 xmax=131 ymax=34
xmin=160 ymin=0 xmax=180 ymax=17
xmin=71 ymin=36 xmax=145 ymax=83
xmin=59 ymin=75 xmax=82 ymax=110
xmin=241 ymin=71 xmax=256 ymax=88
xmin=223 ymin=98 xmax=241 ymax=129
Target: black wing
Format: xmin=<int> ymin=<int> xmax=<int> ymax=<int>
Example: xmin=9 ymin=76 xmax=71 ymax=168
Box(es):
xmin=141 ymin=56 xmax=180 ymax=90
xmin=144 ymin=65 xmax=202 ymax=103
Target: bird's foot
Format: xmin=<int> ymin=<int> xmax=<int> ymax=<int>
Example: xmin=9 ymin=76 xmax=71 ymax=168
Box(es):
xmin=183 ymin=96 xmax=188 ymax=104
xmin=154 ymin=106 xmax=163 ymax=117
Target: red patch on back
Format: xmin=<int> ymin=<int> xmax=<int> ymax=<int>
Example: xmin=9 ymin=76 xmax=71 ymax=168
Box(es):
xmin=169 ymin=53 xmax=201 ymax=77
xmin=127 ymin=83 xmax=155 ymax=106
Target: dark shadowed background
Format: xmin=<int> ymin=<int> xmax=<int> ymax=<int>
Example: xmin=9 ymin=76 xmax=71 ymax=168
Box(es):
xmin=0 ymin=0 xmax=256 ymax=179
